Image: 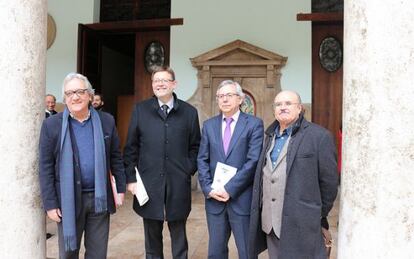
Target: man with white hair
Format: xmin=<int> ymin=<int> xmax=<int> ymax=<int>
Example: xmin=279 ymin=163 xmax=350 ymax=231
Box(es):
xmin=39 ymin=72 xmax=126 ymax=258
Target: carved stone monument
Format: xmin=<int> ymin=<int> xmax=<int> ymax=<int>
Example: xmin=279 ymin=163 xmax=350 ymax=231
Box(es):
xmin=189 ymin=40 xmax=288 ymax=127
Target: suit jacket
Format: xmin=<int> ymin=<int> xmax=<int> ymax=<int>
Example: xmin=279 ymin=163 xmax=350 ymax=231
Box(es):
xmin=39 ymin=110 xmax=126 ymax=216
xmin=45 ymin=110 xmax=57 ymax=118
xmin=249 ymin=114 xmax=338 ymax=259
xmin=123 ymin=94 xmax=201 ymax=221
xmin=197 ymin=112 xmax=264 ymax=215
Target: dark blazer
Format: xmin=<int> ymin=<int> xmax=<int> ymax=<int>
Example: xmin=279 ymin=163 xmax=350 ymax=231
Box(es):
xmin=39 ymin=110 xmax=126 ymax=216
xmin=249 ymin=114 xmax=338 ymax=259
xmin=45 ymin=110 xmax=57 ymax=118
xmin=197 ymin=112 xmax=264 ymax=215
xmin=123 ymin=94 xmax=201 ymax=221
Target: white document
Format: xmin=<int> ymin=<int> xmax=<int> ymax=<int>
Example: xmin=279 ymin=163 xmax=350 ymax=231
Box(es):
xmin=212 ymin=162 xmax=237 ymax=190
xmin=135 ymin=167 xmax=149 ymax=206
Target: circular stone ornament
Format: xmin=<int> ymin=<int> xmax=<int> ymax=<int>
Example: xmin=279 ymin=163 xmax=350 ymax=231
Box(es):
xmin=47 ymin=14 xmax=57 ymax=49
xmin=144 ymin=41 xmax=166 ymax=73
xmin=319 ymin=36 xmax=342 ymax=72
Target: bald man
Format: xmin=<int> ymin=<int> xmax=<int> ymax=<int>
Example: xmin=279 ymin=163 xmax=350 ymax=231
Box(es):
xmin=248 ymin=90 xmax=338 ymax=259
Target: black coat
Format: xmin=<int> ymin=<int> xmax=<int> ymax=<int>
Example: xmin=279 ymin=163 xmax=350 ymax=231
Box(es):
xmin=123 ymin=94 xmax=201 ymax=221
xmin=249 ymin=114 xmax=338 ymax=259
xmin=45 ymin=110 xmax=57 ymax=118
xmin=39 ymin=111 xmax=126 ymax=216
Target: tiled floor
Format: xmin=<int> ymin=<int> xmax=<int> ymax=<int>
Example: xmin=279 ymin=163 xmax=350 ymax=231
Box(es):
xmin=47 ymin=190 xmax=339 ymax=259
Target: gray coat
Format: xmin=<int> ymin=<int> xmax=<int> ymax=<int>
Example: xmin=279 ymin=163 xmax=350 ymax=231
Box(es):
xmin=248 ymin=114 xmax=338 ymax=259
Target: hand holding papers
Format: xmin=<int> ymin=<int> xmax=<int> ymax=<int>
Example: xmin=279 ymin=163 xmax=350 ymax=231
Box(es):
xmin=134 ymin=167 xmax=149 ymax=206
xmin=212 ymin=162 xmax=237 ymax=190
xmin=109 ymin=172 xmax=123 ymax=207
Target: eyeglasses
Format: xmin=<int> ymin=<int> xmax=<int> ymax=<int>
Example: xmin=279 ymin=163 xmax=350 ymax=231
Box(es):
xmin=64 ymin=88 xmax=89 ymax=98
xmin=152 ymin=79 xmax=174 ymax=84
xmin=272 ymin=101 xmax=300 ymax=109
xmin=216 ymin=93 xmax=239 ymax=100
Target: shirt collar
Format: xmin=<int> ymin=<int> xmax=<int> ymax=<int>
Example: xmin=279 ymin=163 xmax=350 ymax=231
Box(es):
xmin=70 ymin=110 xmax=91 ymax=123
xmin=158 ymin=97 xmax=174 ymax=111
xmin=275 ymin=125 xmax=293 ymax=137
xmin=222 ymin=110 xmax=240 ymax=123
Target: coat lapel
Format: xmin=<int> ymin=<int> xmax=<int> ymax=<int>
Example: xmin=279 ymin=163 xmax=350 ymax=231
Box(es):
xmin=213 ymin=115 xmax=226 ymax=159
xmin=225 ymin=112 xmax=247 ymax=159
xmin=286 ymin=128 xmax=306 ymax=176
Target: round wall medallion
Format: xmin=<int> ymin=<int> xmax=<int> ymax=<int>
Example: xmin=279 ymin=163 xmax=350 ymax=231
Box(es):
xmin=47 ymin=14 xmax=57 ymax=49
xmin=319 ymin=36 xmax=342 ymax=72
xmin=144 ymin=41 xmax=165 ymax=73
xmin=240 ymin=90 xmax=256 ymax=115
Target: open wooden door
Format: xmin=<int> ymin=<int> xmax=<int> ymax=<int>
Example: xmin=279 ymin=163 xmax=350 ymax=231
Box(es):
xmin=77 ymin=19 xmax=183 ymax=149
xmin=77 ymin=24 xmax=102 ymax=92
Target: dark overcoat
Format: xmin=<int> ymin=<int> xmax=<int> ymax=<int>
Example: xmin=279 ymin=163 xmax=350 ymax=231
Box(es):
xmin=39 ymin=110 xmax=126 ymax=216
xmin=249 ymin=114 xmax=338 ymax=259
xmin=123 ymin=94 xmax=201 ymax=221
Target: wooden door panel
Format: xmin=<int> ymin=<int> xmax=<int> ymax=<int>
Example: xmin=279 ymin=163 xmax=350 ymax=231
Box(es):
xmin=312 ymin=22 xmax=343 ymax=144
xmin=134 ymin=30 xmax=170 ymax=102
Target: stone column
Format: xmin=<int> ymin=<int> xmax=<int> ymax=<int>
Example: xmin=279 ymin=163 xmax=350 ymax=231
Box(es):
xmin=0 ymin=1 xmax=47 ymax=258
xmin=338 ymin=1 xmax=414 ymax=258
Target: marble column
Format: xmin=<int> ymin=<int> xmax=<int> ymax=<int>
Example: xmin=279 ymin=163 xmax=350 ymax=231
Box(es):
xmin=338 ymin=0 xmax=414 ymax=258
xmin=0 ymin=1 xmax=47 ymax=258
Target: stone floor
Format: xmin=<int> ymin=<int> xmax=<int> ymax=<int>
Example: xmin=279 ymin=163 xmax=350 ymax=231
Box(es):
xmin=47 ymin=190 xmax=339 ymax=259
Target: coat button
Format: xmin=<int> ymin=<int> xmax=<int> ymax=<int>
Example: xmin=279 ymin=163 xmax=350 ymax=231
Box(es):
xmin=272 ymin=198 xmax=275 ymax=202
xmin=165 ymin=123 xmax=169 ymax=127
xmin=76 ymin=181 xmax=81 ymax=185
xmin=271 ymin=180 xmax=275 ymax=184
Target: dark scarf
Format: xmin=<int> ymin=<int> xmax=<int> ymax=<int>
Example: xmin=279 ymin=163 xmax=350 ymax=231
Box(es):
xmin=59 ymin=107 xmax=107 ymax=251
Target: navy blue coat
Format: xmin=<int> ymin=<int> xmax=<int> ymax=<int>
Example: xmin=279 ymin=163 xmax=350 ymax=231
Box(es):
xmin=197 ymin=112 xmax=264 ymax=215
xmin=248 ymin=114 xmax=338 ymax=259
xmin=123 ymin=95 xmax=201 ymax=221
xmin=39 ymin=111 xmax=126 ymax=216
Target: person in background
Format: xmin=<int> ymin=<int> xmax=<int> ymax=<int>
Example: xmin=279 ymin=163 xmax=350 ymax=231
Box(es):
xmin=92 ymin=93 xmax=105 ymax=111
xmin=45 ymin=94 xmax=57 ymax=118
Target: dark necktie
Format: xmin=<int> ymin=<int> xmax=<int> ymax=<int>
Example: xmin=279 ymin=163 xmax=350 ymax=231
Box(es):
xmin=161 ymin=104 xmax=169 ymax=118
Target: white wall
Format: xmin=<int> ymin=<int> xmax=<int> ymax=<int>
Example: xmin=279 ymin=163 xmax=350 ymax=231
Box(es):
xmin=46 ymin=1 xmax=96 ymax=101
xmin=171 ymin=0 xmax=312 ymax=102
xmin=46 ymin=1 xmax=312 ymax=102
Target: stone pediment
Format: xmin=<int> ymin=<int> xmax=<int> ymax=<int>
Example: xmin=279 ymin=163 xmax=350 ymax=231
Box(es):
xmin=189 ymin=39 xmax=288 ymax=128
xmin=191 ymin=39 xmax=287 ymax=67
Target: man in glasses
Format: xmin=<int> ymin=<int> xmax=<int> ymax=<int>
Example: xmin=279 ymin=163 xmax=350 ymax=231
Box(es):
xmin=123 ymin=66 xmax=201 ymax=259
xmin=39 ymin=72 xmax=126 ymax=258
xmin=197 ymin=80 xmax=264 ymax=259
xmin=45 ymin=94 xmax=57 ymax=118
xmin=249 ymin=90 xmax=338 ymax=259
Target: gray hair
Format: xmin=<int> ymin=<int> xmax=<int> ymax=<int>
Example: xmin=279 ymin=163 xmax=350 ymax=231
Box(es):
xmin=45 ymin=94 xmax=56 ymax=101
xmin=62 ymin=72 xmax=94 ymax=101
xmin=216 ymin=80 xmax=245 ymax=99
